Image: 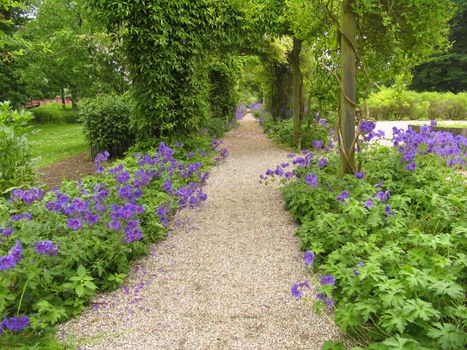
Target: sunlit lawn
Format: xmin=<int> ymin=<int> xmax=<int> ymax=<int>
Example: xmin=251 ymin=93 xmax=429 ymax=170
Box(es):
xmin=29 ymin=124 xmax=88 ymax=168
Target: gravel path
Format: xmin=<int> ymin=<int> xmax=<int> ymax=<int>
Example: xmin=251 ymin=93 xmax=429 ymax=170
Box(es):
xmin=60 ymin=114 xmax=343 ymax=349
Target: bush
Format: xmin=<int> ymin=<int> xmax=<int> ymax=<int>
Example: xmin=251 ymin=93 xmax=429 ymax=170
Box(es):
xmin=30 ymin=103 xmax=79 ymax=124
xmin=0 ymin=102 xmax=34 ymax=195
xmin=367 ymin=88 xmax=467 ymax=121
xmin=259 ymin=109 xmax=332 ymax=150
xmin=0 ymin=139 xmax=224 ymax=345
xmin=79 ymin=94 xmax=135 ymax=158
xmin=265 ymin=124 xmax=466 ymax=349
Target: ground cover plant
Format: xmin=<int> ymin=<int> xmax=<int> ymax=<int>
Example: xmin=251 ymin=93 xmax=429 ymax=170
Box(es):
xmin=254 ymin=105 xmax=335 ymax=151
xmin=29 ymin=124 xmax=88 ymax=168
xmin=261 ymin=120 xmax=467 ymax=349
xmin=0 ymin=134 xmax=229 ymax=348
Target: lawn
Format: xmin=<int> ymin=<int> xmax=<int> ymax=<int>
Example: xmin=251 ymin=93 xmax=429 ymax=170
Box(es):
xmin=29 ymin=123 xmax=88 ymax=168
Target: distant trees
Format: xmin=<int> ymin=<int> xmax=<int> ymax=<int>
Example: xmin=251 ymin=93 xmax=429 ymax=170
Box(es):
xmin=0 ymin=0 xmax=128 ymax=108
xmin=411 ymin=0 xmax=466 ymax=93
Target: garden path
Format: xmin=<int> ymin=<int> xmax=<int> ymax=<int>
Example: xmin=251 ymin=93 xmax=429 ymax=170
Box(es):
xmin=60 ymin=114 xmax=342 ymax=349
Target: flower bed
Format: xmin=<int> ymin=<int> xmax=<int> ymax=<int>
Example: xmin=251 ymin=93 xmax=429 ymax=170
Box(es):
xmin=261 ymin=121 xmax=466 ymax=349
xmin=0 ymin=138 xmax=228 ymax=346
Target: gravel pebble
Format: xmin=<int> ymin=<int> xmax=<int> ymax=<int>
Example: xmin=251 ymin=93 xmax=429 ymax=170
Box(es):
xmin=59 ymin=114 xmax=344 ymax=349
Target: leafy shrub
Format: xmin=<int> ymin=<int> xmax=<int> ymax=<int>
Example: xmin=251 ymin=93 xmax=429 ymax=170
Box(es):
xmin=368 ymin=88 xmax=467 ymax=121
xmin=79 ymin=94 xmax=134 ymax=158
xmin=260 ymin=109 xmax=332 ymax=150
xmin=30 ymin=103 xmax=79 ymax=124
xmin=0 ymin=138 xmax=225 ymax=345
xmin=0 ymin=102 xmax=34 ymax=195
xmin=265 ymin=124 xmax=466 ymax=349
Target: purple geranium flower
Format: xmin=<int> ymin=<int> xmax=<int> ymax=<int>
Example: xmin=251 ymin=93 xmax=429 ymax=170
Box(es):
xmin=364 ymin=198 xmax=374 ymax=209
xmin=359 ymin=121 xmax=376 ymax=134
xmin=2 ymin=315 xmax=30 ymax=332
xmin=336 ymin=191 xmax=350 ymax=204
xmin=35 ymin=240 xmax=58 ymax=256
xmin=312 ymin=140 xmax=323 ymax=150
xmin=406 ymin=162 xmax=416 ymax=171
xmin=320 ymin=274 xmax=336 ymax=286
xmin=318 ymin=158 xmax=328 ymax=169
xmin=67 ymin=219 xmax=82 ymax=231
xmin=354 ymin=171 xmax=365 ymax=179
xmin=376 ymin=191 xmax=391 ymax=202
xmin=304 ymin=251 xmax=315 ymax=265
xmin=305 ymin=174 xmax=318 ymax=188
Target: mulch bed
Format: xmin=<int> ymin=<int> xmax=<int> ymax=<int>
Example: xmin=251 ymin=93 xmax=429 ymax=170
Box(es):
xmin=35 ymin=152 xmax=96 ymax=189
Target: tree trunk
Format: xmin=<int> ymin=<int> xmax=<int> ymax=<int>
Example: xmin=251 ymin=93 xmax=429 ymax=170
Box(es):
xmin=60 ymin=87 xmax=66 ymax=109
xmin=269 ymin=58 xmax=292 ymax=121
xmin=339 ymin=0 xmax=357 ymax=175
xmin=71 ymin=90 xmax=78 ymax=111
xmin=291 ymin=37 xmax=303 ymax=149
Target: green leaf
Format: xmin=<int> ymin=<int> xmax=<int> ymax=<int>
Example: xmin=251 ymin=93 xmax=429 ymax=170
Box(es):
xmin=77 ymin=265 xmax=87 ymax=277
xmin=427 ymin=323 xmax=466 ymax=350
xmin=75 ymin=285 xmax=85 ymax=297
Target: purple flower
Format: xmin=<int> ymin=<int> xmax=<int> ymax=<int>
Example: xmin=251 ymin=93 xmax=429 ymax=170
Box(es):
xmin=385 ymin=205 xmax=392 ymax=216
xmin=318 ymin=158 xmax=328 ymax=169
xmin=67 ymin=219 xmax=82 ymax=231
xmin=316 ymin=293 xmax=327 ymax=301
xmin=304 ymin=251 xmax=315 ymax=265
xmin=406 ymin=162 xmax=416 ymax=171
xmin=107 ymin=220 xmax=121 ymax=231
xmin=290 ymin=281 xmax=310 ymax=298
xmin=359 ymin=121 xmax=376 ymax=134
xmin=291 ymin=283 xmax=303 ymax=298
xmin=35 ymin=241 xmax=58 ymax=256
xmin=116 ymin=171 xmax=131 ymax=184
xmin=0 ymin=226 xmax=13 ymax=237
xmin=376 ymin=191 xmax=390 ymax=202
xmin=364 ymin=198 xmax=374 ymax=209
xmin=71 ymin=198 xmax=88 ymax=212
xmin=2 ymin=316 xmax=30 ymax=332
xmin=354 ymin=261 xmax=364 ymax=276
xmin=336 ymin=191 xmax=350 ymax=204
xmin=312 ymin=140 xmax=323 ymax=150
xmin=354 ymin=171 xmax=365 ymax=179
xmin=86 ymin=213 xmax=100 ymax=225
xmin=0 ymin=255 xmax=15 ymax=271
xmin=305 ymin=174 xmax=318 ymax=188
xmin=320 ymin=274 xmax=336 ymax=286
xmin=0 ymin=241 xmax=22 ymax=270
xmin=10 ymin=240 xmax=22 ymax=263
xmin=109 ymin=164 xmax=124 ymax=174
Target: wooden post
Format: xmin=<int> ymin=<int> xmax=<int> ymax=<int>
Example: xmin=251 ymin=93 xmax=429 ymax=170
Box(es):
xmin=292 ymin=37 xmax=303 ymax=148
xmin=340 ymin=0 xmax=357 ymax=174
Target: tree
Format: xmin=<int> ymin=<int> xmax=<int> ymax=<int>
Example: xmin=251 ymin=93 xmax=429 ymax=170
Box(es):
xmin=16 ymin=0 xmax=127 ymax=107
xmin=410 ymin=0 xmax=467 ymax=92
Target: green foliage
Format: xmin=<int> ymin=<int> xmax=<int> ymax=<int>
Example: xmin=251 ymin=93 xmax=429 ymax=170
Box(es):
xmin=260 ymin=109 xmax=332 ymax=150
xmin=281 ymin=146 xmax=467 ymax=349
xmin=30 ymin=103 xmax=79 ymax=124
xmin=411 ymin=0 xmax=467 ymax=93
xmin=79 ymin=94 xmax=134 ymax=158
xmin=209 ymin=58 xmax=242 ymax=122
xmin=368 ymin=88 xmax=467 ymax=120
xmin=29 ymin=124 xmax=88 ymax=168
xmin=15 ymin=0 xmax=128 ymax=102
xmin=0 ymin=101 xmax=33 ymax=194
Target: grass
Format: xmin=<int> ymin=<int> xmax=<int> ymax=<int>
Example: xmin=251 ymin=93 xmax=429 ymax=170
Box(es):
xmin=29 ymin=124 xmax=88 ymax=168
